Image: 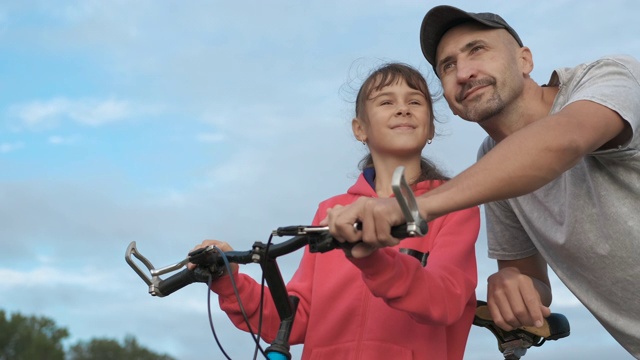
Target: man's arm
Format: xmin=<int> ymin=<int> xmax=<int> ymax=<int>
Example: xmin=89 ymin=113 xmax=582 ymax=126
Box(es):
xmin=487 ymin=253 xmax=552 ymax=330
xmin=328 ymin=100 xmax=629 ymax=248
xmin=419 ymin=100 xmax=629 ymax=220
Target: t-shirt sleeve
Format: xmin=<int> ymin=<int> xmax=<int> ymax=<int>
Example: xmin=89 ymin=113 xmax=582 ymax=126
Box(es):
xmin=558 ymin=56 xmax=640 ymax=149
xmin=477 ymin=136 xmax=539 ymax=260
xmin=485 ymin=199 xmax=538 ymax=260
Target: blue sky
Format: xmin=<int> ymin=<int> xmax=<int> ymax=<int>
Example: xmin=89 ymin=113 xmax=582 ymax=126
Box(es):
xmin=1 ymin=1 xmax=638 ymax=359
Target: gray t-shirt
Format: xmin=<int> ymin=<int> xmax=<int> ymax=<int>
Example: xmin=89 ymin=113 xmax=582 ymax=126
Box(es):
xmin=482 ymin=55 xmax=640 ymax=357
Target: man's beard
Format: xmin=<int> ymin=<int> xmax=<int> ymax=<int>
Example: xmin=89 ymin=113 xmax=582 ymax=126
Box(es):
xmin=456 ymin=77 xmax=506 ymax=122
xmin=462 ymin=91 xmax=506 ymax=122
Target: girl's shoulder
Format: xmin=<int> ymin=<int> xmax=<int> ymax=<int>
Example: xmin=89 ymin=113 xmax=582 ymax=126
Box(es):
xmin=413 ymin=179 xmax=446 ymax=195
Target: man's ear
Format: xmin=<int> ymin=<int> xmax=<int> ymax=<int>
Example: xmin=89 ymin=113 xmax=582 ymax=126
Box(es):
xmin=519 ymin=46 xmax=534 ymax=75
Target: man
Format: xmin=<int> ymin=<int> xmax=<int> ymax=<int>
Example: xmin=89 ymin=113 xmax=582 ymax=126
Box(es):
xmin=325 ymin=5 xmax=640 ymax=357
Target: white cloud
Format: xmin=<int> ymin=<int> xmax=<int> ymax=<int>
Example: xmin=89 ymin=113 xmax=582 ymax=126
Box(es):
xmin=0 ymin=141 xmax=24 ymax=153
xmin=10 ymin=97 xmax=134 ymax=130
xmin=48 ymin=134 xmax=79 ymax=145
xmin=0 ymin=266 xmax=106 ymax=289
xmin=196 ymin=132 xmax=225 ymax=143
xmin=72 ymin=98 xmax=131 ymax=126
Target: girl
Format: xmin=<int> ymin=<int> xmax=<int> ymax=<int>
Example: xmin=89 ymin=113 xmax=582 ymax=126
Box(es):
xmin=194 ymin=63 xmax=480 ymax=359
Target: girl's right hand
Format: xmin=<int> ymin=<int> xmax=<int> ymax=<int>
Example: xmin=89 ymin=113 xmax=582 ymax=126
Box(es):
xmin=187 ymin=239 xmax=239 ymax=276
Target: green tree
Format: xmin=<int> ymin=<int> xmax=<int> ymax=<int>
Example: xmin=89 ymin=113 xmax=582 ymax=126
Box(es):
xmin=0 ymin=309 xmax=69 ymax=360
xmin=67 ymin=335 xmax=175 ymax=360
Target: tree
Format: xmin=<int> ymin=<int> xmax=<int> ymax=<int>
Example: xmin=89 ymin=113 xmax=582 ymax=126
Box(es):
xmin=67 ymin=335 xmax=176 ymax=360
xmin=0 ymin=309 xmax=173 ymax=360
xmin=0 ymin=310 xmax=69 ymax=360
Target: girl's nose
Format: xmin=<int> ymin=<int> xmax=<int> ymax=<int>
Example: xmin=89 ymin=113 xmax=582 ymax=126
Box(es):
xmin=396 ymin=105 xmax=410 ymax=116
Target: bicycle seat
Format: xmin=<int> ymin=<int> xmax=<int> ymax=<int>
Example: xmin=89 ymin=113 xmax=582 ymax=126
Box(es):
xmin=473 ymin=300 xmax=570 ymax=353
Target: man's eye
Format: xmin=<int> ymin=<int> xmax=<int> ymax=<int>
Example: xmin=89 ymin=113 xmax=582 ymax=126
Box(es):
xmin=470 ymin=45 xmax=484 ymax=54
xmin=441 ymin=62 xmax=455 ymax=73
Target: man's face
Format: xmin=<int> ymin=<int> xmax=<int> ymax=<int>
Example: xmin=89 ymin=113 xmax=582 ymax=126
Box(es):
xmin=434 ymin=22 xmax=524 ymax=124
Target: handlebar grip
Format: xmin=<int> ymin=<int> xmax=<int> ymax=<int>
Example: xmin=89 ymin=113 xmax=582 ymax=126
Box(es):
xmin=389 ymin=224 xmax=410 ymax=239
xmin=390 ymin=223 xmax=429 ymax=239
xmin=328 ymin=222 xmax=429 ymax=256
xmin=473 ymin=300 xmax=570 ymax=344
xmin=155 ymin=268 xmax=202 ymax=297
xmin=355 ymin=222 xmax=428 ymax=239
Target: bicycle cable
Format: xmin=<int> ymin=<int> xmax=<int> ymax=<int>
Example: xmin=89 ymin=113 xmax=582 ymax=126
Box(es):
xmin=206 ymin=274 xmax=232 ymax=360
xmin=207 ymin=246 xmax=268 ymax=359
xmin=253 ymin=233 xmax=275 ymax=359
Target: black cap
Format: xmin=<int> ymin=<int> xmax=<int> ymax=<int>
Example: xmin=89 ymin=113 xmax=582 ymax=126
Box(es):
xmin=420 ymin=5 xmax=523 ymax=70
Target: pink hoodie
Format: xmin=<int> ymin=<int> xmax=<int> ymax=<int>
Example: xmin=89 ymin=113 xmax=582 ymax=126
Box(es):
xmin=211 ymin=174 xmax=480 ymax=360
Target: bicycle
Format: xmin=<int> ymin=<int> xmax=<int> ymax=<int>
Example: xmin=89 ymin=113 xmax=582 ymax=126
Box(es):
xmin=125 ymin=166 xmax=570 ymax=360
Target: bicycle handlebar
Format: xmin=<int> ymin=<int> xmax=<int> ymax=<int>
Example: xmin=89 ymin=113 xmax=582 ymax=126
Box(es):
xmin=125 ymin=221 xmax=421 ymax=298
xmin=126 ymin=166 xmax=427 ymax=298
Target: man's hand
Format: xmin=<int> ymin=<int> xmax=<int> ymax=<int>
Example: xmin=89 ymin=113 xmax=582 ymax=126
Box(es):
xmin=322 ymin=197 xmax=405 ymax=258
xmin=487 ymin=266 xmax=551 ymax=331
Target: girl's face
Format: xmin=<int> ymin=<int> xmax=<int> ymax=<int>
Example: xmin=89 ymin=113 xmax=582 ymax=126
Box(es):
xmin=353 ymin=79 xmax=433 ymax=159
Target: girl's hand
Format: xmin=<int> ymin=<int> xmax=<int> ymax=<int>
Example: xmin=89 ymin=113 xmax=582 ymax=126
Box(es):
xmin=187 ymin=239 xmax=239 ymax=276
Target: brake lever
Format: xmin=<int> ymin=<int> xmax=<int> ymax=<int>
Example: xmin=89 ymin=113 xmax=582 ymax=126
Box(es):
xmin=272 ymin=166 xmax=427 ymax=239
xmin=125 ymin=241 xmax=192 ymax=295
xmin=391 ymin=166 xmax=427 ymax=237
xmin=125 ymin=241 xmax=156 ymax=287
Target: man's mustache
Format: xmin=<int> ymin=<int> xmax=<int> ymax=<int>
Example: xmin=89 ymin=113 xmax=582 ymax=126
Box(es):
xmin=456 ymin=78 xmax=496 ymax=102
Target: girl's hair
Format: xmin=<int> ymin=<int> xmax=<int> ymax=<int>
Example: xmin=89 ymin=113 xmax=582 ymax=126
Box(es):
xmin=354 ymin=62 xmax=448 ymax=182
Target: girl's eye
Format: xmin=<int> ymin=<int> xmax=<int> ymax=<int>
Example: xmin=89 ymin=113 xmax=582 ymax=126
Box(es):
xmin=380 ymin=100 xmax=392 ymax=105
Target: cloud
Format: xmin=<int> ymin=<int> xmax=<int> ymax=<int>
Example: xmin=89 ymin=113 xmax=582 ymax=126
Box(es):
xmin=0 ymin=141 xmax=24 ymax=153
xmin=48 ymin=134 xmax=79 ymax=145
xmin=0 ymin=266 xmax=105 ymax=289
xmin=9 ymin=97 xmax=134 ymax=130
xmin=196 ymin=132 xmax=225 ymax=143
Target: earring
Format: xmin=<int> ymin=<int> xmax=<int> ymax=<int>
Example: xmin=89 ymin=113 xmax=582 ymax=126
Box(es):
xmin=427 ymin=139 xmax=432 ymax=144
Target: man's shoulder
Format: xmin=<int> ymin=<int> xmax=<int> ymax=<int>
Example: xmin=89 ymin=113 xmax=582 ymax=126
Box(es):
xmin=554 ymin=55 xmax=640 ymax=82
xmin=593 ymin=54 xmax=640 ymax=67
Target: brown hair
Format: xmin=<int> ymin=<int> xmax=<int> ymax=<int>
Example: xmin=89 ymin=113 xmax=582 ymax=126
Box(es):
xmin=355 ymin=63 xmax=448 ymax=182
